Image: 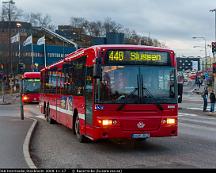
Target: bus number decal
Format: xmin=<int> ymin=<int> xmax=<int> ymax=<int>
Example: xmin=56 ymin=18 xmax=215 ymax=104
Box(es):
xmin=109 ymin=51 xmax=124 ymax=61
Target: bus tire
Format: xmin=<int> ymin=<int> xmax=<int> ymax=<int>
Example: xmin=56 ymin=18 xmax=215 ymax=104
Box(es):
xmin=46 ymin=105 xmax=55 ymax=124
xmin=74 ymin=115 xmax=87 ymax=143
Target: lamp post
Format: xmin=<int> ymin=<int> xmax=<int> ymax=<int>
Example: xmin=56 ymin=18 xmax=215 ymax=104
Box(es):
xmin=210 ymin=9 xmax=216 ymax=64
xmin=192 ymin=36 xmax=207 ymax=70
xmin=210 ymin=9 xmax=216 ymax=41
xmin=16 ymin=22 xmax=21 ymax=64
xmin=15 ymin=22 xmax=24 ymax=120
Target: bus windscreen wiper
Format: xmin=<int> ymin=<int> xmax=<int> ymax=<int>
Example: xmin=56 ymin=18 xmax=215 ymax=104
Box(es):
xmin=141 ymin=86 xmax=163 ymax=111
xmin=116 ymin=87 xmax=138 ymax=111
xmin=117 ymin=88 xmax=138 ymax=111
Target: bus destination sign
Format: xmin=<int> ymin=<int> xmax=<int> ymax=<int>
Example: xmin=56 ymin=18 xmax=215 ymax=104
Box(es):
xmin=106 ymin=50 xmax=170 ymax=65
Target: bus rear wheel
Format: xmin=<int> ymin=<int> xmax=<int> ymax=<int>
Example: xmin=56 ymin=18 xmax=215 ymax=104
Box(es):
xmin=74 ymin=115 xmax=87 ymax=143
xmin=46 ymin=106 xmax=55 ymax=124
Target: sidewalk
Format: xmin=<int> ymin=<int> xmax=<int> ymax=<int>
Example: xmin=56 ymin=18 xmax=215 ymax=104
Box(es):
xmin=0 ymin=93 xmax=20 ymax=105
xmin=180 ymin=92 xmax=216 ymax=117
xmin=0 ymin=101 xmax=36 ymax=168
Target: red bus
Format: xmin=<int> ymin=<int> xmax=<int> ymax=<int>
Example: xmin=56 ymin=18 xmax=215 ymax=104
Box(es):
xmin=40 ymin=45 xmax=178 ymax=142
xmin=22 ymin=72 xmax=40 ymax=103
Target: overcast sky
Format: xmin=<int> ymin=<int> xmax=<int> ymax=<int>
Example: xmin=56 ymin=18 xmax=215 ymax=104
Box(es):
xmin=3 ymin=0 xmax=216 ymax=57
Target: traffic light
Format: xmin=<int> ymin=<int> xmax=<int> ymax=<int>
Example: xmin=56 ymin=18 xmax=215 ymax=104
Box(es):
xmin=212 ymin=42 xmax=216 ymax=53
xmin=18 ymin=63 xmax=25 ymax=74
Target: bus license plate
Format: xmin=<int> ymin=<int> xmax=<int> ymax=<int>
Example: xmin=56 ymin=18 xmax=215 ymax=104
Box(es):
xmin=132 ymin=133 xmax=150 ymax=139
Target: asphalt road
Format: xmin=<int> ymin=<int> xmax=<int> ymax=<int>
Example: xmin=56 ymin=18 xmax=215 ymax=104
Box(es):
xmin=0 ymin=104 xmax=33 ymax=168
xmin=27 ymin=102 xmax=216 ymax=169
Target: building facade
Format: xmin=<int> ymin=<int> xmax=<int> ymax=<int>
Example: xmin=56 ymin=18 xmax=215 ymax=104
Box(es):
xmin=0 ymin=21 xmax=77 ymax=74
xmin=176 ymin=56 xmax=201 ymax=72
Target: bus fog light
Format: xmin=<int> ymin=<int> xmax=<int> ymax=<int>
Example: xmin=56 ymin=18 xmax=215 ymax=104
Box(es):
xmin=112 ymin=120 xmax=118 ymax=125
xmin=167 ymin=118 xmax=175 ymax=124
xmin=161 ymin=119 xmax=166 ymax=124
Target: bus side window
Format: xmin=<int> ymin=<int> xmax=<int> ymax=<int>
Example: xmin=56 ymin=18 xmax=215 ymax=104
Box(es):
xmin=63 ymin=65 xmax=75 ymax=95
xmin=85 ymin=67 xmax=93 ymax=90
xmin=44 ymin=71 xmax=49 ymax=93
xmin=73 ymin=57 xmax=86 ymax=96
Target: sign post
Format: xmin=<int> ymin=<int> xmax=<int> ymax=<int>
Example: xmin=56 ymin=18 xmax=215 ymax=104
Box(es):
xmin=20 ymin=77 xmax=24 ymax=120
xmin=1 ymin=79 xmax=5 ymax=103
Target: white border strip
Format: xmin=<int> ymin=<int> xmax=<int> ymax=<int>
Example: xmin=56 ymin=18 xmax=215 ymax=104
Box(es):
xmin=49 ymin=105 xmax=85 ymax=120
xmin=23 ymin=117 xmax=37 ymax=169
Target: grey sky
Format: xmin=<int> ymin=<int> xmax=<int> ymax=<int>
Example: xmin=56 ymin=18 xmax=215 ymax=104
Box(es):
xmin=4 ymin=0 xmax=216 ymax=57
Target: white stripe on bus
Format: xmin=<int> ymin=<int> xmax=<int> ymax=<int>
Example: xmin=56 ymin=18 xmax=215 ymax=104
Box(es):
xmin=49 ymin=105 xmax=85 ymax=120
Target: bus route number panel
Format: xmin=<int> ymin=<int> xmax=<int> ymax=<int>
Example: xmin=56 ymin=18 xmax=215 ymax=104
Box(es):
xmin=106 ymin=50 xmax=171 ymax=65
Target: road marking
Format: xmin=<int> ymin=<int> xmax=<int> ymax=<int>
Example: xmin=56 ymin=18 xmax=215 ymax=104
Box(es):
xmin=178 ymin=113 xmax=198 ymax=117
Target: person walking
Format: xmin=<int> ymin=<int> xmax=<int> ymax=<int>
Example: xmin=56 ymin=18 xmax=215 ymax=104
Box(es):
xmin=202 ymin=87 xmax=208 ymax=112
xmin=209 ymin=90 xmax=216 ymax=112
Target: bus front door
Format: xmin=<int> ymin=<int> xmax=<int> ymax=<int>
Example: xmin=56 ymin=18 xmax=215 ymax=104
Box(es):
xmin=85 ymin=68 xmax=93 ymax=127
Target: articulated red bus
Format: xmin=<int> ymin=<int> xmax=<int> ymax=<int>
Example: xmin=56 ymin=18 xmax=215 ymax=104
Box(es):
xmin=22 ymin=72 xmax=40 ymax=103
xmin=40 ymin=45 xmax=178 ymax=142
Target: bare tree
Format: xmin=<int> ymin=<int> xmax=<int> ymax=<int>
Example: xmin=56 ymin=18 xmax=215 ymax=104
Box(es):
xmin=103 ymin=17 xmax=123 ymax=34
xmin=24 ymin=12 xmax=55 ymax=30
xmin=1 ymin=2 xmax=23 ymax=21
xmin=86 ymin=21 xmax=104 ymax=37
xmin=70 ymin=17 xmax=88 ymax=28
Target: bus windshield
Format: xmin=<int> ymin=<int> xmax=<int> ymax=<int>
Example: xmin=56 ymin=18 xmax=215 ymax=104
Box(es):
xmin=95 ymin=65 xmax=177 ymax=104
xmin=23 ymin=79 xmax=40 ymax=93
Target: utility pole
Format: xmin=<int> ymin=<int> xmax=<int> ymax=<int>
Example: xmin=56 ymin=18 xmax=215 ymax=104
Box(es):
xmin=210 ymin=9 xmax=216 ymax=63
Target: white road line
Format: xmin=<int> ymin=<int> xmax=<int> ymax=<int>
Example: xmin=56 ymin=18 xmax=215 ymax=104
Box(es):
xmin=178 ymin=113 xmax=198 ymax=117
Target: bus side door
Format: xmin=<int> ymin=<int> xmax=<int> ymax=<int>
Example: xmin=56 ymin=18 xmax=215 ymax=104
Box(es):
xmin=85 ymin=67 xmax=94 ymax=126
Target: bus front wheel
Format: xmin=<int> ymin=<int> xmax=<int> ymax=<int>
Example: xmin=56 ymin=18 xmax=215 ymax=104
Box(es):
xmin=74 ymin=115 xmax=87 ymax=143
xmin=46 ymin=106 xmax=54 ymax=124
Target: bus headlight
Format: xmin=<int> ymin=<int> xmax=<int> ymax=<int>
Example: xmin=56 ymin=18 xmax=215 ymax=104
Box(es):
xmin=22 ymin=95 xmax=28 ymax=101
xmin=161 ymin=118 xmax=176 ymax=125
xmin=102 ymin=120 xmax=112 ymax=126
xmin=167 ymin=118 xmax=176 ymax=125
xmin=97 ymin=119 xmax=119 ymax=126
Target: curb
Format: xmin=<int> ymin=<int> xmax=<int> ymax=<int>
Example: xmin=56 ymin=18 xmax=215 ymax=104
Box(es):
xmin=23 ymin=117 xmax=38 ymax=169
xmin=0 ymin=101 xmax=11 ymax=105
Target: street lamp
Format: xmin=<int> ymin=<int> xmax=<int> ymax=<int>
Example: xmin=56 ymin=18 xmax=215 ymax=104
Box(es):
xmin=210 ymin=8 xmax=216 ymax=41
xmin=192 ymin=36 xmax=207 ymax=70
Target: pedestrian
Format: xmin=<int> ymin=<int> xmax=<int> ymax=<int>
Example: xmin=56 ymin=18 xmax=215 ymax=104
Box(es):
xmin=198 ymin=77 xmax=202 ymax=89
xmin=202 ymin=87 xmax=208 ymax=112
xmin=209 ymin=90 xmax=216 ymax=112
xmin=195 ymin=76 xmax=199 ymax=87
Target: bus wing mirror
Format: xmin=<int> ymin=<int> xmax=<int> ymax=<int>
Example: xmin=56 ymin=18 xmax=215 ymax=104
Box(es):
xmin=178 ymin=83 xmax=183 ymax=103
xmin=93 ymin=58 xmax=102 ymax=79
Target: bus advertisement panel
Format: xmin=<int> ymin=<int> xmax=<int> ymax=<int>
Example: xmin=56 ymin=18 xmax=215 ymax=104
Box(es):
xmin=40 ymin=45 xmax=178 ymax=143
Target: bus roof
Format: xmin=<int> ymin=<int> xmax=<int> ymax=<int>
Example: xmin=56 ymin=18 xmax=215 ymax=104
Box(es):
xmin=40 ymin=44 xmax=175 ymax=72
xmin=89 ymin=44 xmax=174 ymax=52
xmin=22 ymin=72 xmax=40 ymax=79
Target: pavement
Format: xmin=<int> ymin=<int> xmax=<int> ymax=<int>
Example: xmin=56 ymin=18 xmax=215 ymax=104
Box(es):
xmin=0 ymin=92 xmax=20 ymax=105
xmin=0 ymin=95 xmax=37 ymax=168
xmin=180 ymin=81 xmax=216 ymax=117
